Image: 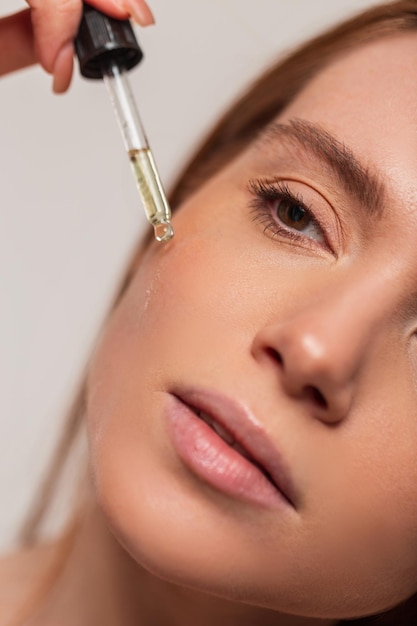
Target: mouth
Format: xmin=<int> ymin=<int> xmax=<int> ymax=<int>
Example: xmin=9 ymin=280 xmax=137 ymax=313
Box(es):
xmin=167 ymin=388 xmax=296 ymax=510
xmin=192 ymin=407 xmax=280 ymax=491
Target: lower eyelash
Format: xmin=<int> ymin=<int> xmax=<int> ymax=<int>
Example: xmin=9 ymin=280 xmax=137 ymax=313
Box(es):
xmin=247 ymin=178 xmax=324 ymax=247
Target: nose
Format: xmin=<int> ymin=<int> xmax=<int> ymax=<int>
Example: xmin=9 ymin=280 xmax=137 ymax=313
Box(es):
xmin=251 ymin=281 xmax=386 ymax=424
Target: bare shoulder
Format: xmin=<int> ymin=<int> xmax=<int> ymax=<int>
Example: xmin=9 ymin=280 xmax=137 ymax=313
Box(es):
xmin=0 ymin=542 xmax=59 ymax=624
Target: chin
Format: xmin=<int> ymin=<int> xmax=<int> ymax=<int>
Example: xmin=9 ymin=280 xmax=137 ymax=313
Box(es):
xmin=91 ymin=451 xmax=411 ymax=622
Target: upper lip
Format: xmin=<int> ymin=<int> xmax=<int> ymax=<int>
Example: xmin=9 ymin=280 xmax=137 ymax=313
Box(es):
xmin=172 ymin=386 xmax=297 ymax=509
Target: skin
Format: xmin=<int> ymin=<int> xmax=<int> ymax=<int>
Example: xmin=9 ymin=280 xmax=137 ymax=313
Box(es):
xmin=4 ymin=21 xmax=417 ymax=626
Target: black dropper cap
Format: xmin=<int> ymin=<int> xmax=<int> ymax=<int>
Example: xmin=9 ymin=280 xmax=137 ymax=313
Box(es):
xmin=74 ymin=3 xmax=143 ymax=79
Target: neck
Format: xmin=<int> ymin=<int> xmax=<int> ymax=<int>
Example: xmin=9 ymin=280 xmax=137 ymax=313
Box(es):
xmin=29 ymin=496 xmax=337 ymax=626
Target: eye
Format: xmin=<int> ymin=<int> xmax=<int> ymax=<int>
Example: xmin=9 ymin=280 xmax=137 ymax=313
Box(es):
xmin=248 ymin=179 xmax=329 ymax=249
xmin=276 ymin=197 xmax=317 ymax=236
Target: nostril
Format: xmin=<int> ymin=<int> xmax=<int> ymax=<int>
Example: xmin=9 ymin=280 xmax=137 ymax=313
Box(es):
xmin=304 ymin=385 xmax=327 ymax=409
xmin=266 ymin=347 xmax=283 ymax=365
xmin=263 ymin=348 xmax=327 ymax=409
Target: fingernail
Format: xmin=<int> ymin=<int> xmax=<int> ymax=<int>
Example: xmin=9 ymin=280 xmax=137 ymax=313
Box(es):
xmin=52 ymin=42 xmax=74 ymax=94
xmin=119 ymin=0 xmax=155 ymax=26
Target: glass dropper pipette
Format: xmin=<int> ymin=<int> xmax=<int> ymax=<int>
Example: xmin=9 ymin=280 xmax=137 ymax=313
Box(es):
xmin=74 ymin=4 xmax=174 ymax=243
xmin=102 ymin=61 xmax=173 ymax=242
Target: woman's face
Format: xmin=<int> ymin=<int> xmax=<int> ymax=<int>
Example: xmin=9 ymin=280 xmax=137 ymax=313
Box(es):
xmin=87 ymin=33 xmax=417 ymax=620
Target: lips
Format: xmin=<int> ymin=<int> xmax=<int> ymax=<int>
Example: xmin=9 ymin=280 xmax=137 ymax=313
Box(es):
xmin=170 ymin=387 xmax=297 ymax=509
xmin=194 ymin=408 xmax=251 ymax=455
xmin=192 ymin=407 xmax=276 ymax=480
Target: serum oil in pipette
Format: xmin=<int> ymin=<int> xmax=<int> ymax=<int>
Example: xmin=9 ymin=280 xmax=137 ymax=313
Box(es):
xmin=129 ymin=148 xmax=174 ymax=242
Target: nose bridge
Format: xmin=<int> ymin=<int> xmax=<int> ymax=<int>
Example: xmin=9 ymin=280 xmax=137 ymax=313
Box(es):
xmin=285 ymin=267 xmax=395 ymax=379
xmin=304 ymin=273 xmax=385 ymax=358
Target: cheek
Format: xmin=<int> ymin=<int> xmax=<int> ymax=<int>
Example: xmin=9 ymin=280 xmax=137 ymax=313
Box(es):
xmin=310 ymin=371 xmax=417 ymax=609
xmin=107 ymin=195 xmax=266 ymax=374
xmin=85 ymin=194 xmax=255 ymax=506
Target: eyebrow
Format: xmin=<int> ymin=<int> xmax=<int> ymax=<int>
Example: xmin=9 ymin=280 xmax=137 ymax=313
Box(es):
xmin=258 ymin=118 xmax=386 ymax=218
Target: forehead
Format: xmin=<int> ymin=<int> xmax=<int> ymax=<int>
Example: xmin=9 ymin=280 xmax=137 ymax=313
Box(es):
xmin=279 ymin=33 xmax=417 ymax=201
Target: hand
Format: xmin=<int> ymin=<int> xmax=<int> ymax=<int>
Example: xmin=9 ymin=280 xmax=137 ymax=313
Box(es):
xmin=0 ymin=0 xmax=154 ymax=93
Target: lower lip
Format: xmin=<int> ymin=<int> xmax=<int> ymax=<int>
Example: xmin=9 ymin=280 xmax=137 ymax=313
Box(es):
xmin=164 ymin=394 xmax=287 ymax=509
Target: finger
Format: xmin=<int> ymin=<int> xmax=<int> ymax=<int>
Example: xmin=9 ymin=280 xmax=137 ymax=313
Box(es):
xmin=28 ymin=0 xmax=154 ymax=71
xmin=0 ymin=9 xmax=36 ymax=76
xmin=115 ymin=0 xmax=155 ymax=26
xmin=28 ymin=0 xmax=155 ymax=92
xmin=52 ymin=42 xmax=74 ymax=93
xmin=87 ymin=0 xmax=154 ymax=25
xmin=28 ymin=0 xmax=82 ymax=76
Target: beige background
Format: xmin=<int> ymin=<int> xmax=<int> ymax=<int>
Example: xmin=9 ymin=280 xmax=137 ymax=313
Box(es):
xmin=0 ymin=0 xmax=379 ymax=549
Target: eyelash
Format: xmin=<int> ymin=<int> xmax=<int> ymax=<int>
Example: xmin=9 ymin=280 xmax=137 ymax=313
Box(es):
xmin=248 ymin=178 xmax=329 ymax=250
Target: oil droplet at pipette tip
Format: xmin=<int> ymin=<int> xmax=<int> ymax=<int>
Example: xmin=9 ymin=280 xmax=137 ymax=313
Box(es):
xmin=154 ymin=221 xmax=174 ymax=242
